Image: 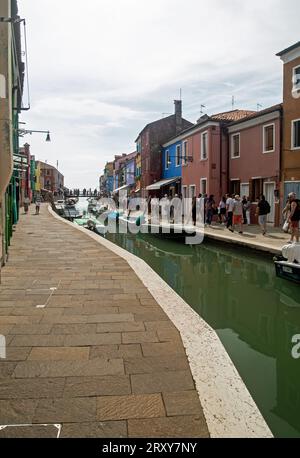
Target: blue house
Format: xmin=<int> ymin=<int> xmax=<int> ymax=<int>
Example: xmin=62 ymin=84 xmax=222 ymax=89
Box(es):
xmin=160 ymin=138 xmax=183 ymax=196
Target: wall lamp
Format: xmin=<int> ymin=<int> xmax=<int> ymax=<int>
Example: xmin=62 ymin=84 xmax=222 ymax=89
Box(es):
xmin=18 ymin=129 xmax=51 ymax=142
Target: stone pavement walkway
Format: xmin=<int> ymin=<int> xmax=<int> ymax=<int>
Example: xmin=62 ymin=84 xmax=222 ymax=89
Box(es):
xmin=0 ymin=204 xmax=209 ymax=438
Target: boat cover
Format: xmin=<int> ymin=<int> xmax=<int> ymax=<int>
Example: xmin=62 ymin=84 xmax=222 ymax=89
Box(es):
xmin=282 ymin=243 xmax=300 ymax=263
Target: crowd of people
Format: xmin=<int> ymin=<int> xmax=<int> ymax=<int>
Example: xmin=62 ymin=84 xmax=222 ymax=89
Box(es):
xmin=190 ymin=192 xmax=299 ymax=242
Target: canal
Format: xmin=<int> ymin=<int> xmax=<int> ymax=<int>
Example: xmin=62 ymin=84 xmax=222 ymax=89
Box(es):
xmin=76 ymin=200 xmax=300 ymax=437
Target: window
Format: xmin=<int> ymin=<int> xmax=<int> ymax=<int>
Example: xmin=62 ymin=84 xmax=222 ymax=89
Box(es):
xmin=292 ymin=66 xmax=300 ymax=95
xmin=230 ymin=180 xmax=240 ymax=195
xmin=292 ymin=119 xmax=300 ymax=149
xmin=263 ymin=124 xmax=275 ymax=153
xmin=182 ymin=141 xmax=188 ymax=165
xmin=200 ymin=178 xmax=207 ymax=195
xmin=176 ymin=145 xmax=181 ymax=167
xmin=201 ymin=132 xmax=208 ymax=160
xmin=240 ymin=183 xmax=249 ymax=198
xmin=165 ymin=150 xmax=170 ymax=170
xmin=231 ymin=134 xmax=240 ymax=158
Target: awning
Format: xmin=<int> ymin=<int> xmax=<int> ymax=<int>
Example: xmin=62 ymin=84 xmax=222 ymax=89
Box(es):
xmin=114 ymin=184 xmax=130 ymax=193
xmin=146 ymin=177 xmax=181 ymax=191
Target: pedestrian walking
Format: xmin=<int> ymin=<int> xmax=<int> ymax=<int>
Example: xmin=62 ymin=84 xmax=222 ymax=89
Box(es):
xmin=287 ymin=192 xmax=300 ymax=243
xmin=218 ymin=196 xmax=227 ymax=224
xmin=243 ymin=196 xmax=252 ymax=225
xmin=35 ymin=194 xmax=42 ymax=215
xmin=230 ymin=195 xmax=244 ymax=234
xmin=226 ymin=193 xmax=235 ymax=230
xmin=24 ymin=195 xmax=30 ymax=214
xmin=256 ymin=195 xmax=271 ymax=236
xmin=206 ymin=195 xmax=215 ymax=226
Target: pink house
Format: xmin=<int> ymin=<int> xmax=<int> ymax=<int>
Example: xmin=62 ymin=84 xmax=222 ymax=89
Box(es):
xmin=227 ymin=104 xmax=282 ymax=226
xmin=181 ymin=110 xmax=255 ymax=202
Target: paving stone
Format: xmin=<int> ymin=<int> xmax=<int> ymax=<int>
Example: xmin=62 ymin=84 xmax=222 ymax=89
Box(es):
xmin=145 ymin=321 xmax=178 ymax=332
xmin=64 ymin=333 xmax=121 ymax=346
xmin=33 ymin=397 xmax=97 ymax=423
xmin=0 ymin=316 xmax=42 ymax=325
xmin=131 ymin=370 xmax=195 ymax=394
xmin=163 ymin=391 xmax=205 ymax=416
xmin=51 ymin=324 xmax=97 ymax=335
xmin=4 ymin=347 xmax=31 ymax=361
xmin=10 ymin=335 xmax=65 ymax=347
xmin=141 ymin=342 xmax=186 ymax=357
xmin=96 ymin=322 xmax=145 ymax=333
xmin=9 ymin=324 xmax=53 ymax=335
xmin=0 ymin=324 xmax=14 ymax=334
xmin=13 ymin=359 xmax=124 ymax=378
xmin=97 ymin=394 xmax=165 ymax=421
xmin=90 ymin=344 xmax=142 ymax=359
xmin=60 ymin=421 xmax=127 ymax=438
xmin=28 ymin=347 xmax=89 ymax=361
xmin=64 ymin=375 xmax=131 ymax=397
xmin=124 ymin=356 xmax=190 ymax=375
xmin=122 ymin=331 xmax=159 ymax=344
xmin=0 ymin=363 xmax=17 ymax=378
xmin=0 ymin=399 xmax=38 ymax=424
xmin=128 ymin=416 xmax=210 ymax=438
xmin=0 ymin=424 xmax=59 ymax=438
xmin=0 ymin=378 xmax=65 ymax=399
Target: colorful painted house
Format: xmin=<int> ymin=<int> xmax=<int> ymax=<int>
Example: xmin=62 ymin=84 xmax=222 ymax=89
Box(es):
xmin=180 ymin=110 xmax=255 ymax=201
xmin=277 ymin=42 xmax=300 ymax=203
xmin=160 ymin=139 xmax=185 ymax=197
xmin=228 ymin=104 xmax=282 ymax=226
xmin=135 ymin=100 xmax=193 ymax=197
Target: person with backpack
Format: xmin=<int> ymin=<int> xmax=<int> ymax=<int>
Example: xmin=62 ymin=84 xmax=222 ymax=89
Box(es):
xmin=256 ymin=195 xmax=271 ymax=236
xmin=288 ymin=192 xmax=300 ymax=243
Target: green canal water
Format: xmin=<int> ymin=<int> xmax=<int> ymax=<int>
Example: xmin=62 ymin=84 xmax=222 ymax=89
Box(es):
xmin=76 ymin=199 xmax=300 ymax=437
xmin=105 ymin=231 xmax=300 ymax=438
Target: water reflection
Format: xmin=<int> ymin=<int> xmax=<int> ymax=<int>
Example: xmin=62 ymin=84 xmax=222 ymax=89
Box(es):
xmin=106 ymin=231 xmax=300 ymax=438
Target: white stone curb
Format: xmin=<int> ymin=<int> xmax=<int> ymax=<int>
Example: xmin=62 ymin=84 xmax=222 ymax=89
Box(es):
xmin=48 ymin=206 xmax=273 ymax=438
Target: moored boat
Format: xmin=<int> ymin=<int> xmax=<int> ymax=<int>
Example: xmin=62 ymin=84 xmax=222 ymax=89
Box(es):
xmin=274 ymin=243 xmax=300 ymax=284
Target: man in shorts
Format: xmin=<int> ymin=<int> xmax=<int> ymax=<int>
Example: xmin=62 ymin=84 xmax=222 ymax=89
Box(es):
xmin=230 ymin=195 xmax=244 ymax=234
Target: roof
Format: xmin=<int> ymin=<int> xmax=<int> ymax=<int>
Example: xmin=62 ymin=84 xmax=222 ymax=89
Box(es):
xmin=209 ymin=109 xmax=256 ymax=122
xmin=135 ymin=115 xmax=193 ymax=142
xmin=276 ymin=41 xmax=300 ymax=57
xmin=228 ymin=103 xmax=283 ymax=127
xmin=162 ymin=109 xmax=256 ymax=146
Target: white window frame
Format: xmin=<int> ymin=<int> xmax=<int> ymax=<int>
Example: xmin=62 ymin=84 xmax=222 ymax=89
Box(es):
xmin=182 ymin=141 xmax=188 ymax=166
xmin=165 ymin=149 xmax=170 ymax=170
xmin=200 ymin=178 xmax=207 ymax=195
xmin=182 ymin=185 xmax=188 ymax=198
xmin=231 ymin=133 xmax=240 ymax=159
xmin=201 ymin=131 xmax=208 ymax=160
xmin=292 ymin=64 xmax=300 ymax=96
xmin=262 ymin=123 xmax=275 ymax=154
xmin=291 ymin=119 xmax=300 ymax=150
xmin=240 ymin=182 xmax=250 ymax=198
xmin=189 ymin=185 xmax=196 ymax=199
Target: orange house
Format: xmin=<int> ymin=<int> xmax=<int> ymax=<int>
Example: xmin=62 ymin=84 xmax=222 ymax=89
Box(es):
xmin=277 ymin=42 xmax=300 ymax=202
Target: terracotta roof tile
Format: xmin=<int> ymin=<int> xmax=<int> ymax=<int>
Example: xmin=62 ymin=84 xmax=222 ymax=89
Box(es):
xmin=210 ymin=109 xmax=256 ymax=122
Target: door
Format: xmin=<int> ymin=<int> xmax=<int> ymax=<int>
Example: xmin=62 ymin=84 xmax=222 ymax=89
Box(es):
xmin=264 ymin=182 xmax=275 ymax=223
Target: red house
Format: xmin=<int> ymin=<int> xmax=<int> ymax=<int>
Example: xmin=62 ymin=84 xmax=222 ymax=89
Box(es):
xmin=227 ymin=104 xmax=282 ymax=226
xmin=181 ymin=110 xmax=255 ymax=201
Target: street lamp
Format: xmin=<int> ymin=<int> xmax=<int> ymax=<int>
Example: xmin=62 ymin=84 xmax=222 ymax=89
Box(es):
xmin=18 ymin=129 xmax=51 ymax=142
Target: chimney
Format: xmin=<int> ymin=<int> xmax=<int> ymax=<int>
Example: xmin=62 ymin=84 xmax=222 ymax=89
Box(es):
xmin=174 ymin=100 xmax=182 ymax=134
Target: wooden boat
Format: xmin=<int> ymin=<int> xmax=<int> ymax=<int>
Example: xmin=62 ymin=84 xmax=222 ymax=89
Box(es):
xmin=274 ymin=243 xmax=300 ymax=284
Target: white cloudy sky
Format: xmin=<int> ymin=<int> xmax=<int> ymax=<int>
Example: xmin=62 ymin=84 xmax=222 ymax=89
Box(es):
xmin=20 ymin=0 xmax=300 ymax=189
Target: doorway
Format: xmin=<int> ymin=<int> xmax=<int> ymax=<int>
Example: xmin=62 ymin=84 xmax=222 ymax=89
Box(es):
xmin=263 ymin=182 xmax=275 ymax=223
